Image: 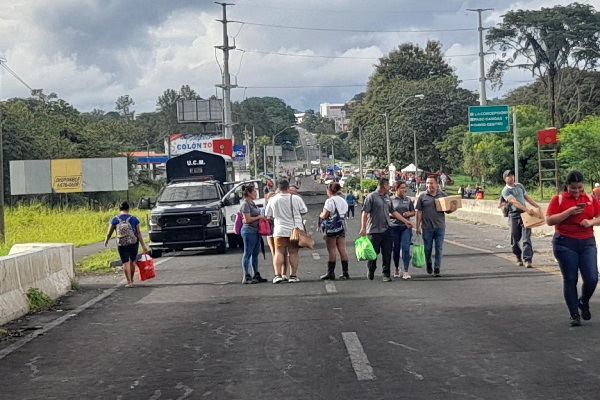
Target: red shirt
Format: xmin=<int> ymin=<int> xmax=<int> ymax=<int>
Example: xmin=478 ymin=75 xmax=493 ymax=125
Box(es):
xmin=546 ymin=192 xmax=600 ymax=239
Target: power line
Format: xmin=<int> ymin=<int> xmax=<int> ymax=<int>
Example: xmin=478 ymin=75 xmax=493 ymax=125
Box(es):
xmin=231 ymin=21 xmax=475 ymax=34
xmin=0 ymin=61 xmax=34 ymax=93
xmin=234 ymin=3 xmax=460 ymax=15
xmin=239 ymin=84 xmax=367 ymax=89
xmin=237 ymin=48 xmax=479 ymax=60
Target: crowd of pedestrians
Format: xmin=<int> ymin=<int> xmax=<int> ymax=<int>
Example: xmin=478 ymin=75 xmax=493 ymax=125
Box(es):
xmin=231 ymin=169 xmax=600 ymax=328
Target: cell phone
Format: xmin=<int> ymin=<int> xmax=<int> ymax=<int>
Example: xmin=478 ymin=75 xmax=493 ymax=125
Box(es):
xmin=577 ymin=203 xmax=586 ymax=208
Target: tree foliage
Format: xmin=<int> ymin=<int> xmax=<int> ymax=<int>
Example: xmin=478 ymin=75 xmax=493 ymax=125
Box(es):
xmin=558 ymin=116 xmax=600 ymax=185
xmin=486 ymin=3 xmax=600 ymax=127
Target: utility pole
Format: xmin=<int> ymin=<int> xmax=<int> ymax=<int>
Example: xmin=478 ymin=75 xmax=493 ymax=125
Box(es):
xmin=467 ymin=8 xmax=493 ymax=106
xmin=358 ymin=125 xmax=363 ymax=182
xmin=0 ymin=88 xmax=4 ymax=244
xmin=215 ymin=2 xmax=236 ymax=140
xmin=252 ymin=127 xmax=257 ymax=178
xmin=384 ymin=112 xmax=391 ymax=165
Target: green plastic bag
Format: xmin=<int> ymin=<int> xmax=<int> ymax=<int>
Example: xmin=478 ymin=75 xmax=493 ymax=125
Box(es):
xmin=355 ymin=236 xmax=377 ymax=261
xmin=411 ymin=234 xmax=425 ymax=268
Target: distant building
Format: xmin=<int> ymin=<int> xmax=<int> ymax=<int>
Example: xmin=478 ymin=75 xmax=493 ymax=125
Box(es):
xmin=319 ymin=103 xmax=348 ymax=132
xmin=294 ymin=112 xmax=306 ymax=124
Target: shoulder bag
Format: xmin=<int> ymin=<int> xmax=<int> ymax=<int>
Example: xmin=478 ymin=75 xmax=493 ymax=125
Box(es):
xmin=322 ymin=198 xmax=345 ymax=237
xmin=289 ymin=195 xmax=314 ymax=249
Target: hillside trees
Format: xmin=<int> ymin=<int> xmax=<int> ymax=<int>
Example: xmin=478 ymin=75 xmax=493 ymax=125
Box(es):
xmin=347 ymin=41 xmax=476 ymax=170
xmin=486 ymin=3 xmax=600 ymax=127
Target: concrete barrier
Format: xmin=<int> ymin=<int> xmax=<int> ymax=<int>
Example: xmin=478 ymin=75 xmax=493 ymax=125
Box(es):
xmin=450 ymin=199 xmax=554 ymax=236
xmin=0 ymin=243 xmax=74 ymax=326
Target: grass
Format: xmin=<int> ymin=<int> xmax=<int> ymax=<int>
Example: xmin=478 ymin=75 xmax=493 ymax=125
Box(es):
xmin=448 ymin=174 xmax=554 ymax=202
xmin=26 ymin=288 xmax=53 ymax=312
xmin=0 ymin=204 xmax=149 ymax=256
xmin=76 ymin=248 xmax=120 ymax=273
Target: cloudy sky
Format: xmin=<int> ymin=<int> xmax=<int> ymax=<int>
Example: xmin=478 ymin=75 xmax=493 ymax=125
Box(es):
xmin=0 ymin=0 xmax=597 ymax=114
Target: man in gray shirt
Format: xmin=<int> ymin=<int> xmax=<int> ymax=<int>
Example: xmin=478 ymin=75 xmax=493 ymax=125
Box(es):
xmin=416 ymin=176 xmax=456 ymax=277
xmin=360 ymin=178 xmax=413 ymax=282
xmin=501 ymin=170 xmax=540 ymax=268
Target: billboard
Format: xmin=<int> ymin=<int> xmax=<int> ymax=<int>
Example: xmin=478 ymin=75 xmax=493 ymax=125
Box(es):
xmin=51 ymin=159 xmax=83 ymax=193
xmin=166 ymin=133 xmax=222 ymax=156
xmin=10 ymin=157 xmax=128 ymax=195
xmin=176 ymin=99 xmax=223 ymax=123
xmin=232 ymin=145 xmax=246 ymax=162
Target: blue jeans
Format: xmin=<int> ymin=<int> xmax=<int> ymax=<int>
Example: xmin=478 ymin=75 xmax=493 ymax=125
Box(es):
xmin=241 ymin=226 xmax=261 ymax=276
xmin=422 ymin=228 xmax=445 ymax=269
xmin=552 ymin=234 xmax=598 ymax=317
xmin=390 ymin=225 xmax=413 ymax=271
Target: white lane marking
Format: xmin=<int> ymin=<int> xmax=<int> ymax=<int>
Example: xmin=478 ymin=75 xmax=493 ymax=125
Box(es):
xmin=325 ymin=282 xmax=337 ymax=293
xmin=312 ymin=253 xmax=321 ymax=260
xmin=0 ymin=257 xmax=172 ymax=361
xmin=342 ymin=332 xmax=376 ymax=381
xmin=388 ymin=341 xmax=421 ymax=352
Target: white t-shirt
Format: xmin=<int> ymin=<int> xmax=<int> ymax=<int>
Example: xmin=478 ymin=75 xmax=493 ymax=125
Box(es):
xmin=324 ymin=195 xmax=348 ymax=217
xmin=265 ymin=193 xmax=308 ymax=237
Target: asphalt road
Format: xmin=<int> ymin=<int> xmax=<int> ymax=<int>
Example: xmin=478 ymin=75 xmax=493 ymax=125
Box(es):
xmin=1 ymin=181 xmax=599 ymax=399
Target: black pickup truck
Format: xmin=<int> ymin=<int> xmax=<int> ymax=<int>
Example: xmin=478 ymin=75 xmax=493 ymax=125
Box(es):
xmin=139 ymin=150 xmax=235 ymax=257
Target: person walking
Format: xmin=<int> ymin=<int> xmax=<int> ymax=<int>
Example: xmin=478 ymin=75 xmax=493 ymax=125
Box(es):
xmin=345 ymin=190 xmax=357 ymax=219
xmin=265 ymin=180 xmax=308 ymax=283
xmin=359 ymin=178 xmax=413 ymax=282
xmin=501 ymin=170 xmax=541 ymax=268
xmin=546 ymin=170 xmax=600 ymax=326
xmin=104 ymin=201 xmax=149 ymax=288
xmin=239 ymin=184 xmax=269 ymax=284
xmin=264 ymin=192 xmax=290 ymax=280
xmin=320 ymin=183 xmax=350 ymax=280
xmin=440 ymin=172 xmax=447 ymax=190
xmin=390 ymin=181 xmax=415 ymax=279
xmin=415 ymin=176 xmax=456 ymax=277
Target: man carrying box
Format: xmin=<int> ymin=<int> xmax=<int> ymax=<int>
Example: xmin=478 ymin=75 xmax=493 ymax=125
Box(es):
xmin=415 ymin=176 xmax=457 ymax=277
xmin=501 ymin=170 xmax=541 ymax=268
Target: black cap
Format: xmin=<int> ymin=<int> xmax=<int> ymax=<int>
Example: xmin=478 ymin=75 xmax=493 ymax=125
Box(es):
xmin=503 ymin=170 xmax=514 ymax=179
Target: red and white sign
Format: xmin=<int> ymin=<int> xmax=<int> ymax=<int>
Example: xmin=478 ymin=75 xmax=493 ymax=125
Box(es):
xmin=165 ymin=134 xmax=233 ymax=157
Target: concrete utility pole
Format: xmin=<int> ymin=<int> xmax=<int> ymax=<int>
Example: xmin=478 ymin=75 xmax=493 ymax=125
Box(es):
xmin=384 ymin=112 xmax=391 ymax=166
xmin=252 ymin=127 xmax=257 ymax=178
xmin=215 ymin=2 xmax=236 ymax=140
xmin=467 ymin=8 xmax=493 ymax=106
xmin=358 ymin=125 xmax=363 ymax=181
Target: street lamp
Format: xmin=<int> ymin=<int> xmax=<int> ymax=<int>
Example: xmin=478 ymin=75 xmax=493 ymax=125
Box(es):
xmin=381 ymin=94 xmax=425 ymax=166
xmin=272 ymin=125 xmax=295 ymax=185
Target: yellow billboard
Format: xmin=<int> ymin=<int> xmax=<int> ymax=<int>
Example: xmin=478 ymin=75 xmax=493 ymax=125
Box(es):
xmin=51 ymin=159 xmax=83 ymax=193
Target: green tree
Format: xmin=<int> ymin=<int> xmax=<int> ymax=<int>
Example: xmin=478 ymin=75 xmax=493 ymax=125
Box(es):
xmin=434 ymin=125 xmax=467 ymax=173
xmin=486 ymin=3 xmax=600 ymax=127
xmin=115 ymin=95 xmax=135 ymax=122
xmin=558 ymin=116 xmax=600 ymax=184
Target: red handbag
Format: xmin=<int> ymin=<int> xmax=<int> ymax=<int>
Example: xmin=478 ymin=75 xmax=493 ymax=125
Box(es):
xmin=258 ymin=218 xmax=272 ymax=236
xmin=137 ymin=254 xmax=156 ymax=281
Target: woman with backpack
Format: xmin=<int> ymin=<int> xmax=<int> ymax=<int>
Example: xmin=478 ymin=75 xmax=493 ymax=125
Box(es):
xmin=104 ymin=201 xmax=148 ymax=288
xmin=546 ymin=170 xmax=600 ymax=326
xmin=319 ymin=182 xmax=349 ymax=280
xmin=239 ymin=184 xmax=269 ymax=284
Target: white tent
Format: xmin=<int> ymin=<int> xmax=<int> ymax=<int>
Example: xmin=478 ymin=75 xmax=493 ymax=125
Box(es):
xmin=401 ymin=163 xmax=423 ymax=173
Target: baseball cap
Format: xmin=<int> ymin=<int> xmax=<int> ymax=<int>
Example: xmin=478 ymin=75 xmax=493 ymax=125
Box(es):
xmin=503 ymin=170 xmax=515 ymax=179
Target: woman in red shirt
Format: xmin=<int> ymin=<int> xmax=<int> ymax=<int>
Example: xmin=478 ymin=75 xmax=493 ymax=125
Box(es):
xmin=546 ymin=170 xmax=600 ymax=327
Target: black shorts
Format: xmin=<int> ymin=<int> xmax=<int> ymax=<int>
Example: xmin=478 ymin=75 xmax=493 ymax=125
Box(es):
xmin=117 ymin=242 xmax=139 ymax=263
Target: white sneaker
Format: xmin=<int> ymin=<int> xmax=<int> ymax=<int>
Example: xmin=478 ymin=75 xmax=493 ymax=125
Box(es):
xmin=402 ymin=272 xmax=412 ymax=280
xmin=288 ymin=275 xmax=300 ymax=283
xmin=273 ymin=276 xmax=283 ymax=284
xmin=393 ymin=270 xmax=401 ymax=278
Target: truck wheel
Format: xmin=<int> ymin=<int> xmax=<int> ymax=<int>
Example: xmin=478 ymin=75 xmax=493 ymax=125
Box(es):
xmin=216 ymin=233 xmax=228 ymax=254
xmin=227 ymin=234 xmax=238 ymax=249
xmin=151 ymin=249 xmax=163 ymax=258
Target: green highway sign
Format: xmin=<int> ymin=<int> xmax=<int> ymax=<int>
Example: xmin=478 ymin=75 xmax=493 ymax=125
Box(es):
xmin=468 ymin=105 xmax=510 ymax=133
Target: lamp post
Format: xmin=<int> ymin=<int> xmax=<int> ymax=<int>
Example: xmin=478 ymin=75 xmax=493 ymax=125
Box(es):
xmin=381 ymin=94 xmax=425 ymax=168
xmin=272 ymin=125 xmax=294 ymax=185
xmin=358 ymin=125 xmax=363 ymax=181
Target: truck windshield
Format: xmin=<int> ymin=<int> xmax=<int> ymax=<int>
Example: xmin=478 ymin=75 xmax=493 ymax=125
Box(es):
xmin=158 ymin=185 xmax=220 ymax=202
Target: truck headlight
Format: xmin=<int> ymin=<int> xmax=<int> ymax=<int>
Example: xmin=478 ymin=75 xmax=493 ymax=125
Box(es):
xmin=207 ymin=211 xmax=220 ymax=227
xmin=150 ymin=215 xmax=160 ymax=225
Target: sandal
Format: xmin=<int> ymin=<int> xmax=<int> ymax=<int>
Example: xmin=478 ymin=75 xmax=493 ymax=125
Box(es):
xmin=125 ymin=283 xmax=133 ymax=288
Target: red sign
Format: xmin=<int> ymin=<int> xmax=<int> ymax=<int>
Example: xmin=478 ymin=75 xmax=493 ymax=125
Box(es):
xmin=212 ymin=139 xmax=233 ymax=156
xmin=537 ymin=128 xmax=558 ymax=146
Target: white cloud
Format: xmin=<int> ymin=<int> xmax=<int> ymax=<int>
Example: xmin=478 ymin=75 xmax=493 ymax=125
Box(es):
xmin=0 ymin=0 xmax=598 ymax=114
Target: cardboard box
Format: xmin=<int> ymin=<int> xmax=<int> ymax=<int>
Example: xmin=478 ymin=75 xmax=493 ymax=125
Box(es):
xmin=435 ymin=195 xmax=463 ymax=212
xmin=521 ymin=207 xmax=546 ymax=228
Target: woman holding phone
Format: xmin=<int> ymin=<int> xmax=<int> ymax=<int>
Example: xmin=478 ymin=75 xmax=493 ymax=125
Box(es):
xmin=546 ymin=170 xmax=600 ymax=326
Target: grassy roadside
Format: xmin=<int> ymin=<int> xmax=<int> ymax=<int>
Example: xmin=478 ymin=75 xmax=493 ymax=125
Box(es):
xmin=0 ymin=205 xmax=149 ymax=256
xmin=449 ymin=174 xmax=560 ymax=202
xmin=76 ymin=236 xmax=150 ymax=274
